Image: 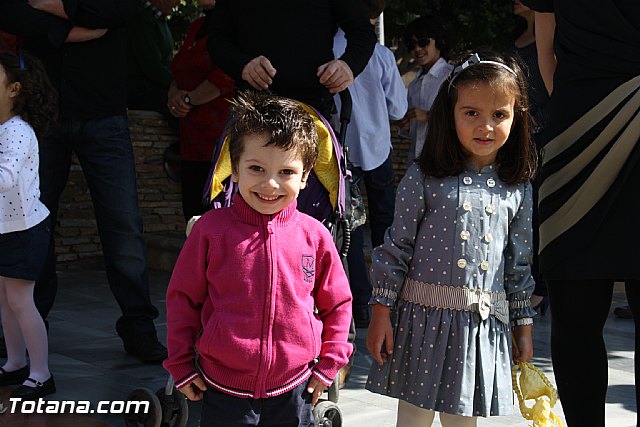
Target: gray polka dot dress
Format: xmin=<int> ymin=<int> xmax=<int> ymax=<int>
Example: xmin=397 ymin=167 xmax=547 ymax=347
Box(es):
xmin=366 ymin=163 xmax=536 ymax=417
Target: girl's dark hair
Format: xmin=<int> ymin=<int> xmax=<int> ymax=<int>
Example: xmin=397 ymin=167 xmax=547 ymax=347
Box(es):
xmin=0 ymin=51 xmax=57 ymax=138
xmin=418 ymin=51 xmax=537 ymax=185
xmin=228 ymin=90 xmax=318 ymax=174
xmin=403 ymin=15 xmax=449 ymax=60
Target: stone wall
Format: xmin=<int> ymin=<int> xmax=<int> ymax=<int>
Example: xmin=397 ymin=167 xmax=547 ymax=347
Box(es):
xmin=55 ymin=110 xmax=183 ymax=266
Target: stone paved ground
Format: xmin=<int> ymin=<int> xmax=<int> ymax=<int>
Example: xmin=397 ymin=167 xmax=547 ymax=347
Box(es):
xmin=0 ymin=259 xmax=635 ymax=426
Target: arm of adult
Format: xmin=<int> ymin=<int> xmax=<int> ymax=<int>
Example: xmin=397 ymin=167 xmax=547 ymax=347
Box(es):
xmin=167 ymin=81 xmax=190 ymax=118
xmin=241 ymin=56 xmax=276 ymax=91
xmin=27 ymin=0 xmax=68 ymax=19
xmin=316 ymin=60 xmax=353 ymax=94
xmin=0 ymin=0 xmax=72 ymax=48
xmin=534 ymin=12 xmax=556 ymax=95
xmin=381 ymin=47 xmax=408 ymax=121
xmin=66 ymin=27 xmax=107 ymax=42
xmin=206 ymin=0 xmax=259 ymax=86
xmin=319 ymin=0 xmax=375 ymax=92
xmin=61 ymin=0 xmax=136 ymax=28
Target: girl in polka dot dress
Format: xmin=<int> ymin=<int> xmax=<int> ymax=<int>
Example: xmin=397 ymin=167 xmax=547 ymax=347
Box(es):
xmin=366 ymin=52 xmax=538 ymax=426
xmin=0 ymin=51 xmax=57 ymax=400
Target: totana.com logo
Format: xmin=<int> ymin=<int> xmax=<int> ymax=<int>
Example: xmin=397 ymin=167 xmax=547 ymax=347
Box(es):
xmin=9 ymin=398 xmax=150 ymax=414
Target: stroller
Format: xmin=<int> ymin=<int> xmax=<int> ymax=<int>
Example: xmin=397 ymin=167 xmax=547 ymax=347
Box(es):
xmin=123 ymin=92 xmax=359 ymax=427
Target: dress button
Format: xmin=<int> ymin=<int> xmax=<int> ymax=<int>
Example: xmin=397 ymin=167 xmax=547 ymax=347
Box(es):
xmin=487 ymin=178 xmax=495 ymax=187
xmin=463 ymin=176 xmax=472 ymax=185
xmin=462 ymin=201 xmax=472 ymax=211
xmin=484 ymin=233 xmax=494 ymax=243
xmin=457 ymin=259 xmax=467 ymax=268
xmin=460 ymin=230 xmax=470 ymax=240
xmin=485 ymin=204 xmax=495 ymax=214
xmin=480 ymin=261 xmax=489 ymax=271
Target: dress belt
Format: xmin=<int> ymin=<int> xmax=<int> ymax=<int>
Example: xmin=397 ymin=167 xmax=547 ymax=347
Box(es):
xmin=400 ymin=278 xmax=509 ymax=324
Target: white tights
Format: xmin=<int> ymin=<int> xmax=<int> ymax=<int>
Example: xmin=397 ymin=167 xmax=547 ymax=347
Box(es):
xmin=397 ymin=400 xmax=478 ymax=427
xmin=0 ymin=276 xmax=50 ymax=384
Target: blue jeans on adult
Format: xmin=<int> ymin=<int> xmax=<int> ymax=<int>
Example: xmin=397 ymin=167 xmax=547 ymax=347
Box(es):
xmin=34 ymin=115 xmax=159 ymax=340
xmin=347 ymin=151 xmax=396 ymax=310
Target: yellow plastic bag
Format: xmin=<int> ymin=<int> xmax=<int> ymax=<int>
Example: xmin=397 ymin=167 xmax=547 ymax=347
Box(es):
xmin=512 ymin=362 xmax=563 ymax=427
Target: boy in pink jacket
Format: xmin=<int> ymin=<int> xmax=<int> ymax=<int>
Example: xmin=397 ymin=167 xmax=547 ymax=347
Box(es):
xmin=163 ymin=90 xmax=353 ymax=427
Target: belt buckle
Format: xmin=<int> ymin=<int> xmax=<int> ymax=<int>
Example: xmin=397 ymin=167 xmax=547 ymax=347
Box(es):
xmin=477 ymin=292 xmax=491 ymax=320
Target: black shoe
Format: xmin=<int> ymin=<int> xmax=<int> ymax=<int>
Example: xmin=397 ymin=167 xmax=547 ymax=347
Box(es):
xmin=353 ymin=306 xmax=370 ymax=329
xmin=123 ymin=333 xmax=168 ymax=363
xmin=10 ymin=376 xmax=56 ymax=400
xmin=0 ymin=365 xmax=29 ymax=386
xmin=614 ymin=305 xmax=633 ymax=319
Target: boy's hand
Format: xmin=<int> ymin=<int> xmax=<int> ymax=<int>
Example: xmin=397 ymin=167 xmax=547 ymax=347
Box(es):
xmin=178 ymin=377 xmax=207 ymax=401
xmin=306 ymin=377 xmax=327 ymax=406
xmin=512 ymin=325 xmax=533 ymax=363
xmin=242 ymin=56 xmax=277 ymax=90
xmin=366 ymin=305 xmax=394 ymax=366
xmin=317 ymin=60 xmax=353 ymax=94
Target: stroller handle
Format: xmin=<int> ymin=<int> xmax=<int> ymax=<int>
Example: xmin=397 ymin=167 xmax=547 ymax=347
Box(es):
xmin=338 ymin=89 xmax=352 ymax=125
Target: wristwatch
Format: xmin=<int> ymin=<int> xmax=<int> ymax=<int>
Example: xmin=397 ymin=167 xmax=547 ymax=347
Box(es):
xmin=183 ymin=93 xmax=194 ymax=106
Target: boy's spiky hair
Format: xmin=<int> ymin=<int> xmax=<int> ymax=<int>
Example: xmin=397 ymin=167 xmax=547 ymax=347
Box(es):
xmin=228 ymin=90 xmax=319 ymax=174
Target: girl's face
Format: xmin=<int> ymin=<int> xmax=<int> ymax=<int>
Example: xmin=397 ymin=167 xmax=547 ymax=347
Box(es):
xmin=453 ymin=81 xmax=515 ymax=170
xmin=407 ymin=35 xmax=441 ymax=72
xmin=232 ymin=132 xmax=308 ymax=215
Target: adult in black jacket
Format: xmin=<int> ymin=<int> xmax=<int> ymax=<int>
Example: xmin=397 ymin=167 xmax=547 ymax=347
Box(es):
xmin=207 ymin=0 xmax=376 ymax=117
xmin=0 ymin=0 xmax=167 ymax=363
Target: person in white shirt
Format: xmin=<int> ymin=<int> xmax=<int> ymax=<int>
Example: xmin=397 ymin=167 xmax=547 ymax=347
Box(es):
xmin=399 ymin=16 xmax=453 ymax=162
xmin=333 ymin=0 xmax=407 ymax=328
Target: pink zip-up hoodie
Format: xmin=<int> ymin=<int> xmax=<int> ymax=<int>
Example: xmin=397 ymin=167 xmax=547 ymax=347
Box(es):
xmin=164 ymin=194 xmax=353 ymax=399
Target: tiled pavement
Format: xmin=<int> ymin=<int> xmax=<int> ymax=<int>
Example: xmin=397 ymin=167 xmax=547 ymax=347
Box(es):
xmin=0 ymin=257 xmax=636 ymax=426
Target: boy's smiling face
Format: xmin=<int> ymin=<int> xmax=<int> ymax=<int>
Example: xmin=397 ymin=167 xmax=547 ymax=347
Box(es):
xmin=232 ymin=132 xmax=308 ymax=215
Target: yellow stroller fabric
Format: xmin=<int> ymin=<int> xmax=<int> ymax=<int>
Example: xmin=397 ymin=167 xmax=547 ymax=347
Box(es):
xmin=209 ymin=101 xmax=340 ymax=210
xmin=512 ymin=362 xmax=563 ymax=427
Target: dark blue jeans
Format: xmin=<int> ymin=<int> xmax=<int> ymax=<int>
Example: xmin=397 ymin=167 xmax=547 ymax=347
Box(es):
xmin=34 ymin=115 xmax=159 ymax=339
xmin=347 ymin=152 xmax=396 ymax=308
xmin=201 ymin=382 xmax=314 ymax=427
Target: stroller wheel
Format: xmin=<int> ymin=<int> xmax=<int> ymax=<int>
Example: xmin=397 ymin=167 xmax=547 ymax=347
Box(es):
xmin=156 ymin=387 xmax=189 ymax=427
xmin=123 ymin=387 xmax=162 ymax=427
xmin=314 ymin=401 xmax=342 ymax=427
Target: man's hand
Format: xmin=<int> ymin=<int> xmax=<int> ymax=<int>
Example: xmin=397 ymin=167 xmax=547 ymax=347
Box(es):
xmin=167 ymin=82 xmax=191 ymax=118
xmin=28 ymin=0 xmax=68 ymax=19
xmin=241 ymin=56 xmax=277 ymax=90
xmin=403 ymin=107 xmax=429 ymax=123
xmin=317 ymin=60 xmax=353 ymax=94
xmin=66 ymin=27 xmax=108 ymax=43
xmin=177 ymin=377 xmax=207 ymax=401
xmin=306 ymin=377 xmax=327 ymax=406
